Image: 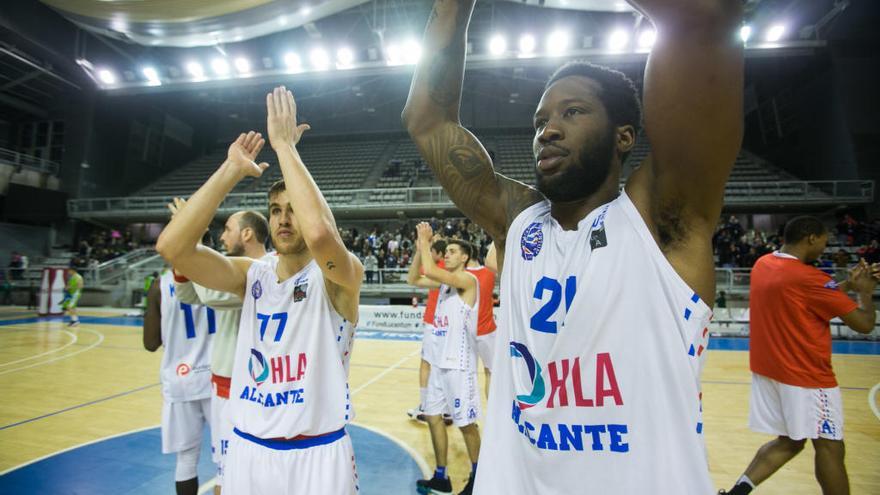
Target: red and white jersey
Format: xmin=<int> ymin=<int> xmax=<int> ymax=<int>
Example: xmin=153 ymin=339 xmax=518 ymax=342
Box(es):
xmin=227 ymin=259 xmax=355 ymax=439
xmin=159 ymin=271 xmax=215 ymax=403
xmin=434 ymin=275 xmax=479 ymax=371
xmin=474 ymin=192 xmax=713 ymax=494
xmin=466 ymin=265 xmax=496 ymax=336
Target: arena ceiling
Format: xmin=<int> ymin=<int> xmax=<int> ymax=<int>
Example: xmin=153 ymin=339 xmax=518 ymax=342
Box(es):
xmin=0 ymin=0 xmax=871 ymax=123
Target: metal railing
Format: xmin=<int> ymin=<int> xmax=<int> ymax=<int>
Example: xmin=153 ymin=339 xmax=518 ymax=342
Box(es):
xmin=67 ymin=180 xmax=875 ymax=219
xmin=0 ymin=147 xmax=60 ymax=175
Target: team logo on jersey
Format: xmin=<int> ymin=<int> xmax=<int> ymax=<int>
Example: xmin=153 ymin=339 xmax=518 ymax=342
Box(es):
xmin=248 ymin=348 xmax=270 ymax=386
xmin=293 ymin=283 xmax=308 ymax=302
xmin=176 ymin=363 xmax=191 ymax=376
xmin=251 ymin=280 xmax=263 ymax=300
xmin=520 ymin=222 xmax=544 ymax=260
xmin=823 ymin=280 xmax=839 ymax=290
xmin=510 ymin=341 xmax=545 ymax=410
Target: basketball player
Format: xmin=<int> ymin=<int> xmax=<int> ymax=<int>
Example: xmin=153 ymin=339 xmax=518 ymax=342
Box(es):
xmin=143 ymin=268 xmax=216 ymax=495
xmin=410 ymin=222 xmax=481 ymax=495
xmin=406 ymin=237 xmax=449 ymax=422
xmin=170 ymin=202 xmax=272 ymax=495
xmin=156 ymin=86 xmax=362 ymax=494
xmin=719 ymin=217 xmax=878 ymax=495
xmin=403 ymin=0 xmax=744 ymax=492
xmin=61 ymin=267 xmax=83 ymax=327
xmin=466 ymin=249 xmax=496 ymax=397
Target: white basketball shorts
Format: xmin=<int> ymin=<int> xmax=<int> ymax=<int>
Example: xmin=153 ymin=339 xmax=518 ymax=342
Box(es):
xmin=749 ymin=373 xmax=844 ymax=441
xmin=224 ymin=427 xmax=359 ymax=494
xmin=421 ymin=322 xmax=441 ymax=366
xmin=424 ymin=365 xmax=481 ymax=427
xmin=476 ymin=331 xmax=497 ymax=372
xmin=210 ymin=386 xmax=233 ymax=483
xmin=162 ymin=397 xmax=211 ymax=454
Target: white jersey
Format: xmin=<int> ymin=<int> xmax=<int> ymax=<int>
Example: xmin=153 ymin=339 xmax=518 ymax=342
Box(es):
xmin=474 ymin=192 xmax=713 ymax=494
xmin=434 ymin=276 xmax=479 ymax=371
xmin=228 ymin=259 xmax=356 ymax=439
xmin=159 ymin=271 xmax=214 ymax=403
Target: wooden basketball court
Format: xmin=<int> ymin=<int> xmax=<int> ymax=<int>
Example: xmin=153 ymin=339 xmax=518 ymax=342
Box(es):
xmin=0 ymin=306 xmax=877 ymax=494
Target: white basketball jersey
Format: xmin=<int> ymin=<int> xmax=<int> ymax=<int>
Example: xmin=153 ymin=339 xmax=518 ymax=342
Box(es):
xmin=474 ymin=192 xmax=713 ymax=494
xmin=434 ymin=277 xmax=479 ymax=371
xmin=227 ymin=259 xmax=356 ymax=439
xmin=159 ymin=271 xmax=215 ymax=403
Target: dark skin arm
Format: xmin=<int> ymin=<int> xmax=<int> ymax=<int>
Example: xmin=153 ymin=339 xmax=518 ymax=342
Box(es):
xmin=402 ymin=0 xmax=542 ymax=274
xmin=142 ymin=279 xmax=161 ymax=352
xmin=624 ymin=0 xmax=744 ymax=305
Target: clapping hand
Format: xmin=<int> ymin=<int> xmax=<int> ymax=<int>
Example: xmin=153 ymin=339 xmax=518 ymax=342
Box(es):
xmin=226 ymin=131 xmax=269 ymax=179
xmin=267 ymin=86 xmax=311 ymax=150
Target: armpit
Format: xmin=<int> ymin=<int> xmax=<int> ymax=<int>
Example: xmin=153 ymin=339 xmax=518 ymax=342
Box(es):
xmin=654 ymin=199 xmax=691 ymax=253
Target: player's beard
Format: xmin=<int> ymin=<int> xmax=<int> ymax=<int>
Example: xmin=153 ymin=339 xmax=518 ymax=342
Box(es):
xmin=273 ymin=232 xmax=307 ymax=255
xmin=535 ymin=125 xmax=616 ymax=203
xmin=225 ymin=240 xmax=245 ymax=257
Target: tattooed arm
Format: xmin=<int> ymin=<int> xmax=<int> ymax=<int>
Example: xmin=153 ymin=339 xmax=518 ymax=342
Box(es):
xmin=402 ymin=0 xmax=542 ymax=251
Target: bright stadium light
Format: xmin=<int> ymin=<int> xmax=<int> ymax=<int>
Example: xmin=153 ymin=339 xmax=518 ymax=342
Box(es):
xmin=489 ymin=35 xmax=507 ymax=56
xmin=608 ymin=29 xmax=630 ymax=51
xmin=97 ymin=68 xmax=116 ymax=85
xmin=740 ymin=25 xmax=752 ymax=43
xmin=638 ymin=29 xmax=656 ymax=49
xmin=546 ymin=30 xmax=570 ymax=56
xmin=518 ymin=34 xmax=536 ymax=56
xmin=283 ymin=53 xmax=302 ymax=72
xmin=185 ymin=61 xmax=205 ymax=79
xmin=310 ymin=48 xmax=330 ymax=70
xmin=385 ymin=43 xmax=403 ymax=65
xmin=403 ymin=40 xmax=421 ymax=64
xmin=766 ymin=24 xmax=785 ymax=42
xmin=211 ymin=58 xmax=230 ymax=76
xmin=234 ymin=57 xmax=251 ymax=73
xmin=142 ymin=66 xmax=161 ymax=85
xmin=336 ymin=47 xmax=354 ymax=68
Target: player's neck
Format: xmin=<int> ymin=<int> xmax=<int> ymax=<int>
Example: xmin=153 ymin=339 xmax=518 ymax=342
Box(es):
xmin=779 ymin=244 xmax=807 ymax=263
xmin=549 ymin=168 xmax=620 ymax=231
xmin=275 ymin=251 xmax=314 ymax=282
xmin=244 ymin=245 xmax=267 ymax=260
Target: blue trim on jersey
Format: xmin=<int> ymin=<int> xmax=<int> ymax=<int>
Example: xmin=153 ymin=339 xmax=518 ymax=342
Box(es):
xmin=233 ymin=427 xmax=346 ymax=450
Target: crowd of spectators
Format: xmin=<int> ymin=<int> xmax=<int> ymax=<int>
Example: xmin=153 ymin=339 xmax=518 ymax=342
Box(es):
xmin=712 ymin=214 xmax=880 ymax=270
xmin=70 ymin=229 xmax=143 ymax=270
xmin=339 ymin=217 xmax=493 ymax=284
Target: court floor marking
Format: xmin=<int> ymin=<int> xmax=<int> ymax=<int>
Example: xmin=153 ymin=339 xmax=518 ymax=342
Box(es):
xmin=0 ymin=329 xmax=77 ymax=367
xmin=0 ymin=382 xmax=160 ymax=431
xmin=870 ymin=382 xmax=880 ymax=422
xmin=352 ymin=421 xmax=431 ymax=477
xmin=351 ymin=348 xmax=422 ymax=397
xmin=0 ymin=424 xmax=160 ymax=476
xmin=0 ymin=327 xmax=104 ymax=376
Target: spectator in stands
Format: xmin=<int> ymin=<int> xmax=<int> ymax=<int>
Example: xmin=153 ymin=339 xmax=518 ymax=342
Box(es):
xmin=364 ymin=251 xmax=378 ymax=284
xmin=720 ymin=216 xmax=878 ymax=495
xmin=858 ymin=239 xmax=879 ymax=264
xmin=384 ymin=249 xmax=398 ymax=272
xmin=716 ymin=291 xmax=727 ymax=309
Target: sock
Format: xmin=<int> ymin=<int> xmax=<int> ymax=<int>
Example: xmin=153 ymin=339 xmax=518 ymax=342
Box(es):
xmin=71 ymin=315 xmax=79 ymax=322
xmin=434 ymin=466 xmax=447 ymax=479
xmin=729 ymin=475 xmax=755 ymax=495
xmin=419 ymin=387 xmax=427 ymax=410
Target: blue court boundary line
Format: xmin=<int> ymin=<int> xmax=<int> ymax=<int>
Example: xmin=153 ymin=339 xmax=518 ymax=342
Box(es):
xmin=0 ymin=382 xmax=159 ymax=432
xmin=4 ymin=315 xmax=878 ymax=354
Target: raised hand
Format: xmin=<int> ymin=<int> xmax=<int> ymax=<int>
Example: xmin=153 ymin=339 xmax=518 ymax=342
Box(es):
xmin=267 ymin=86 xmax=311 ymax=150
xmin=416 ymin=222 xmax=434 ymax=248
xmin=226 ymin=131 xmax=269 ymax=179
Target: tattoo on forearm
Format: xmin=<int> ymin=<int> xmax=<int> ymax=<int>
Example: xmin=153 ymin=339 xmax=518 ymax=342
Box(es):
xmin=326 ymin=261 xmax=336 ymax=271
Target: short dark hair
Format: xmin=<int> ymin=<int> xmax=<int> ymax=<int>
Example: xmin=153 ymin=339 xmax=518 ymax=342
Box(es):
xmin=238 ymin=210 xmax=269 ymax=244
xmin=783 ymin=216 xmax=827 ymax=244
xmin=431 ymin=239 xmax=447 ymax=255
xmin=267 ymin=179 xmax=286 ymax=203
xmin=546 ymin=61 xmax=642 ymax=161
xmin=446 ymin=239 xmax=472 ymax=262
